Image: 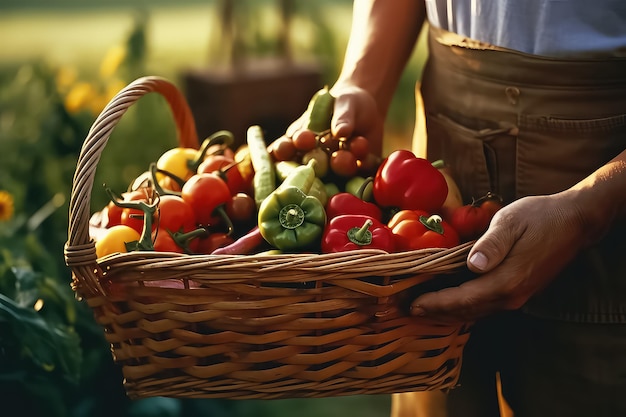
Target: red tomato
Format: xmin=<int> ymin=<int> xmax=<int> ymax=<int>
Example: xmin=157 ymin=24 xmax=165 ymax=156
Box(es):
xmin=449 ymin=204 xmax=491 ymax=241
xmin=157 ymin=195 xmax=196 ymax=233
xmin=105 ymin=200 xmax=123 ymax=228
xmin=226 ymin=192 xmax=256 ymax=223
xmin=197 ymin=155 xmax=249 ymax=195
xmin=106 ymin=190 xmax=145 ymax=220
xmin=291 ymin=129 xmax=318 ymax=152
xmin=119 ymin=189 xmax=157 ymax=234
xmin=449 ymin=193 xmax=504 ymax=241
xmin=330 ymin=149 xmax=358 ymax=177
xmin=347 ymin=135 xmax=370 ymax=159
xmin=195 ymin=232 xmax=235 ymax=254
xmin=152 ymin=228 xmax=185 ymax=254
xmin=270 ymin=135 xmax=297 ymax=162
xmin=181 ymin=173 xmax=232 ymax=227
xmin=480 ymin=197 xmax=504 ymax=218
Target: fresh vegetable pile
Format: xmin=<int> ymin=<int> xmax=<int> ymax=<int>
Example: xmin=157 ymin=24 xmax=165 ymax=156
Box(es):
xmin=91 ymin=87 xmax=504 ymax=259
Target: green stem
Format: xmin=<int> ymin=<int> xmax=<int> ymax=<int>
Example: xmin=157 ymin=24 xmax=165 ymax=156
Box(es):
xmin=279 ymin=204 xmax=305 ymax=229
xmin=472 ymin=191 xmax=503 ymax=207
xmin=431 ymin=159 xmax=445 ymax=169
xmin=105 ymin=187 xmax=158 ymax=250
xmin=168 ymin=227 xmax=208 ymax=253
xmin=187 ymin=130 xmax=235 ymax=173
xmin=150 ymin=162 xmax=183 ymax=197
xmin=347 ymin=219 xmax=373 ymax=246
xmin=419 ymin=214 xmax=444 ymax=234
xmin=213 ymin=205 xmax=234 ymax=236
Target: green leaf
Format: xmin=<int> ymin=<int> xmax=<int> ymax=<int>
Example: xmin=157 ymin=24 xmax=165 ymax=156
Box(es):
xmin=0 ymin=293 xmax=81 ymax=382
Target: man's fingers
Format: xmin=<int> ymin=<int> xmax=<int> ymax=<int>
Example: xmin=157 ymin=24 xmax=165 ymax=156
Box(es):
xmin=410 ymin=274 xmax=504 ymax=322
xmin=331 ymin=95 xmax=357 ymax=138
xmin=466 ymin=207 xmax=521 ymax=273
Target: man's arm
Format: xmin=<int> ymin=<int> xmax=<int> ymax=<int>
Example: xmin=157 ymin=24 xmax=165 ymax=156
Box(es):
xmin=330 ymin=0 xmax=426 ymax=154
xmin=336 ymin=0 xmax=426 ymax=114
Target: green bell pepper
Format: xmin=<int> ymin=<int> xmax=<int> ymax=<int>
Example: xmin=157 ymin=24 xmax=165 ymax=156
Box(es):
xmin=257 ymin=186 xmax=327 ymax=251
xmin=258 ymin=159 xmax=326 ymax=251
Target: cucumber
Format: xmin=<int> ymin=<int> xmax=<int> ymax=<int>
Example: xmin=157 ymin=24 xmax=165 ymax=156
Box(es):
xmin=247 ymin=125 xmax=276 ymax=207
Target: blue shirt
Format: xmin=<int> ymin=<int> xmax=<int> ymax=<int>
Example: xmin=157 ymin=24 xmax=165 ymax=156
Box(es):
xmin=425 ymin=0 xmax=626 ymax=57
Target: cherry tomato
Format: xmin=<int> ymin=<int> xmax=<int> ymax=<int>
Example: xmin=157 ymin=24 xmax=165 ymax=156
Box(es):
xmin=291 ymin=129 xmax=318 ymax=152
xmin=347 ymin=135 xmax=370 ymax=159
xmin=105 ymin=199 xmax=123 ymax=228
xmin=152 ymin=228 xmax=185 ymax=254
xmin=181 ymin=173 xmax=232 ymax=227
xmin=302 ymin=147 xmax=330 ymax=178
xmin=105 ymin=189 xmax=144 ymax=228
xmin=155 ymin=147 xmax=198 ymax=186
xmin=226 ymin=192 xmax=256 ymax=223
xmin=119 ymin=189 xmax=157 ymax=234
xmin=95 ymin=225 xmax=141 ymax=259
xmin=197 ymin=154 xmax=249 ymax=195
xmin=270 ymin=135 xmax=297 ymax=162
xmin=330 ymin=149 xmax=358 ymax=177
xmin=157 ymin=195 xmax=196 ymax=233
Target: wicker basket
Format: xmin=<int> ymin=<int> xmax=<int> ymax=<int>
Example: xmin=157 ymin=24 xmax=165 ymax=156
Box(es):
xmin=64 ymin=76 xmax=473 ymax=400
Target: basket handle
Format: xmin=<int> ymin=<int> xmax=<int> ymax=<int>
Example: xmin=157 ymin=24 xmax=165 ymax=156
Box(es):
xmin=64 ymin=76 xmax=198 ymax=290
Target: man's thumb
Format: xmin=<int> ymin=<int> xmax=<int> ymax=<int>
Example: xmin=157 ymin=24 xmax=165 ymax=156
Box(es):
xmin=466 ymin=225 xmax=511 ymax=273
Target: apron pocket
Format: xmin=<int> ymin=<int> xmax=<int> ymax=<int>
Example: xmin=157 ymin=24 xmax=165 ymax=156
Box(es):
xmin=516 ymin=113 xmax=626 ymax=198
xmin=426 ymin=112 xmax=517 ymax=204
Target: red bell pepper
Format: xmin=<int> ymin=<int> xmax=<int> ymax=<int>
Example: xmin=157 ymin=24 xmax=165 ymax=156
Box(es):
xmin=389 ymin=209 xmax=459 ymax=251
xmin=325 ymin=192 xmax=383 ymax=220
xmin=321 ymin=214 xmax=395 ymax=253
xmin=373 ymin=150 xmax=448 ymax=213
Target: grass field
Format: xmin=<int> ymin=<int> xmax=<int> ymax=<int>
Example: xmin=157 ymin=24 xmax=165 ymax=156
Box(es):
xmin=0 ymin=1 xmax=426 ymax=149
xmin=0 ymin=3 xmax=351 ymax=80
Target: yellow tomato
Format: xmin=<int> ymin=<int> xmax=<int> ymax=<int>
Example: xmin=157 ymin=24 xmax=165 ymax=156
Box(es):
xmin=155 ymin=147 xmax=199 ymax=190
xmin=95 ymin=225 xmax=141 ymax=259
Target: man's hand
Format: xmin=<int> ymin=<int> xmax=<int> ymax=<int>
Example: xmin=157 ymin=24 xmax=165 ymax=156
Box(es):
xmin=411 ymin=193 xmax=590 ymax=322
xmin=286 ymin=84 xmax=384 ymax=155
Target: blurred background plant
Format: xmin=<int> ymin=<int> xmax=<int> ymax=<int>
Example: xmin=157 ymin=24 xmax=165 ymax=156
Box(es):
xmin=0 ymin=1 xmax=425 ymax=415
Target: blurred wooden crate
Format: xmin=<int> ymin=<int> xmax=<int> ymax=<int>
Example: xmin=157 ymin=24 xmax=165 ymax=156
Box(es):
xmin=181 ymin=58 xmax=323 ymax=148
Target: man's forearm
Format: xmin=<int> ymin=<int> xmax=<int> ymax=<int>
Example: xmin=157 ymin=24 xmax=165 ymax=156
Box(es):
xmin=568 ymin=149 xmax=626 ymax=244
xmin=334 ymin=0 xmax=426 ymax=117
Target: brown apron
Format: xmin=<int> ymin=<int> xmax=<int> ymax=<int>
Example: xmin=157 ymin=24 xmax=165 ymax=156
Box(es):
xmin=420 ymin=26 xmax=626 ymax=323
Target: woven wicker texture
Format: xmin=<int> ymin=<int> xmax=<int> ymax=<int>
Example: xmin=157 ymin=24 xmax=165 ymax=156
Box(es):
xmin=65 ymin=76 xmax=473 ymax=400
